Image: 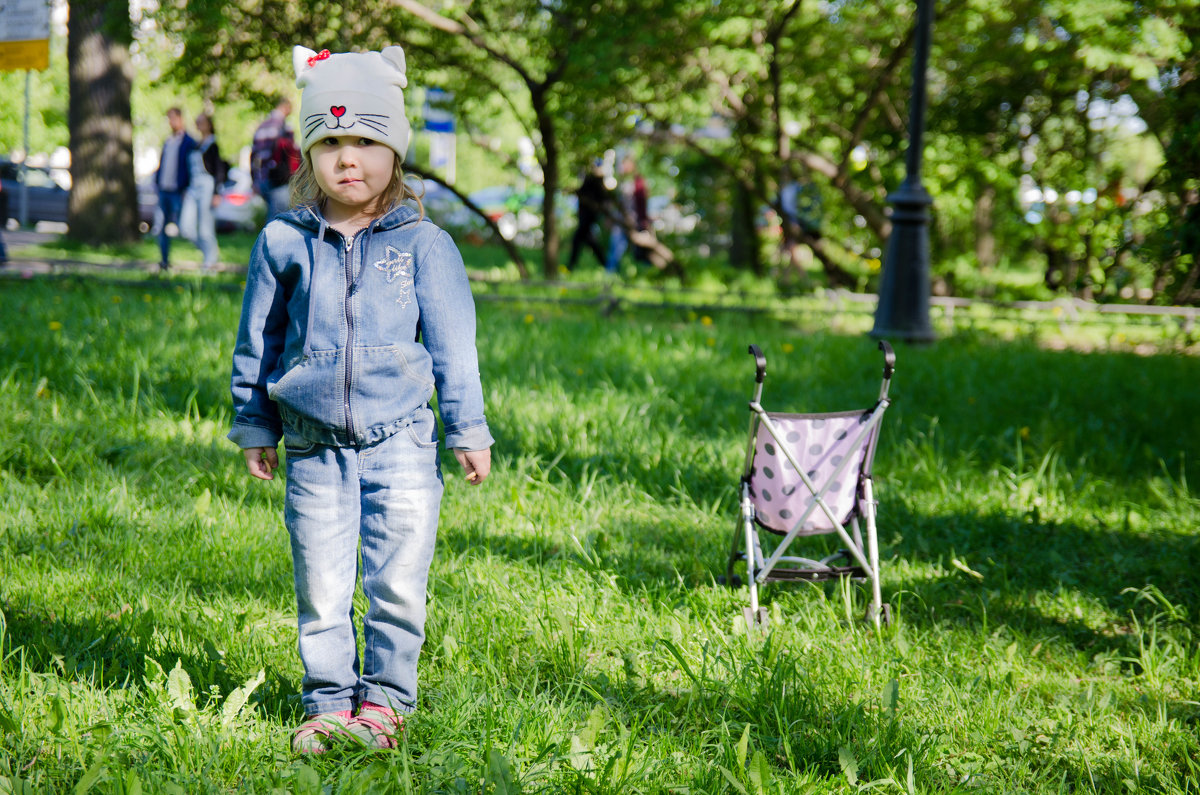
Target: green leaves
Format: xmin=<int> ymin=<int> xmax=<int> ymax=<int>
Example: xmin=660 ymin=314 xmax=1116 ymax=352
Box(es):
xmin=166 ymin=661 xmax=195 ymax=716
xmin=220 ymin=669 xmax=265 ymax=729
xmin=838 ymin=745 xmax=860 ymax=787
xmin=718 ymin=724 xmax=775 ymax=795
xmin=882 ymin=676 xmax=900 ymax=716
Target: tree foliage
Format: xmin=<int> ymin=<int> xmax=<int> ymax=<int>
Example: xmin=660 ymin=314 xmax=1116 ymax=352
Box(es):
xmin=151 ymin=0 xmax=1196 ymax=303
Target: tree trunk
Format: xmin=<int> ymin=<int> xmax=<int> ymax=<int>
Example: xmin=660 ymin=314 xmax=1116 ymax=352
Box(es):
xmin=729 ymin=182 xmax=762 ymax=275
xmin=67 ymin=0 xmax=139 ymax=245
xmin=974 ymin=184 xmax=996 ymax=269
xmin=535 ymin=101 xmax=560 ymax=280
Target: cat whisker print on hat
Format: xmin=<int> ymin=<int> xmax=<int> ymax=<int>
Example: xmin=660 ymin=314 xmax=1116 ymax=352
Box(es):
xmin=303 ymin=110 xmax=390 ymax=138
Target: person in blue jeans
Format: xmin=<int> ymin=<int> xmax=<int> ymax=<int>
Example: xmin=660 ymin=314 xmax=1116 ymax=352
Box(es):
xmin=186 ymin=112 xmax=222 ymax=270
xmin=155 ymin=107 xmax=196 ymax=271
xmin=229 ymin=44 xmax=493 ymax=754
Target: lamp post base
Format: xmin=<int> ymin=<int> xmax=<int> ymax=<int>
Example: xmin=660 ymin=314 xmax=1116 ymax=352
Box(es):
xmin=871 ymin=182 xmax=936 ymax=343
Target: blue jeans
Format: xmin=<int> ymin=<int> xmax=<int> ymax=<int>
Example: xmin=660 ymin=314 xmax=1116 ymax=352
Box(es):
xmin=283 ymin=408 xmax=444 ymax=716
xmin=183 ymin=173 xmax=219 ymax=267
xmin=157 ymin=189 xmax=185 ymax=265
xmin=604 ymin=225 xmax=628 ymax=273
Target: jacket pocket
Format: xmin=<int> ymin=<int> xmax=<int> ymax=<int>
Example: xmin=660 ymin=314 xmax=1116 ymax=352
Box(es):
xmin=267 ymin=355 xmax=310 ymax=399
xmin=268 ymin=351 xmax=344 ymax=429
xmin=406 ymin=407 xmax=439 ymax=449
xmin=282 ymin=428 xmax=321 ymax=459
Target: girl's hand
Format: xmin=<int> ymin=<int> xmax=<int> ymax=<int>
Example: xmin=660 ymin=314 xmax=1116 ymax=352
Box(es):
xmin=243 ymin=446 xmax=279 ymax=480
xmin=454 ymin=448 xmax=492 ymax=485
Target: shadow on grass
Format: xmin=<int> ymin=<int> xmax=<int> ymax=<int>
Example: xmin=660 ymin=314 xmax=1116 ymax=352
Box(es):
xmin=495 ymin=640 xmax=955 ymax=791
xmin=5 ymin=280 xmax=1200 ymax=753
xmin=476 ymin=311 xmax=1200 ymax=647
xmin=883 ymin=502 xmax=1200 ymax=655
xmin=0 ymin=602 xmax=302 ymax=721
xmin=438 ymin=459 xmax=1200 ymax=675
xmin=484 ymin=303 xmax=1200 ymax=487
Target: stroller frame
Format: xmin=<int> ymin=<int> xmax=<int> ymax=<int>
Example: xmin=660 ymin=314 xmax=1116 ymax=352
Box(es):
xmin=725 ymin=341 xmax=895 ymax=627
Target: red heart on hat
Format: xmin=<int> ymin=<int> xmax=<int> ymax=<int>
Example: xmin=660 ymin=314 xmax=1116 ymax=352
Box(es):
xmin=330 ymin=106 xmax=346 ymax=118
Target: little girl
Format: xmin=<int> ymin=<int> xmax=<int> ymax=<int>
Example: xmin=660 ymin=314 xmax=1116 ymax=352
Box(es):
xmin=229 ymin=45 xmax=493 ymax=753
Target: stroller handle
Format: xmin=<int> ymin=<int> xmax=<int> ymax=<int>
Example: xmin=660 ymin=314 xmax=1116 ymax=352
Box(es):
xmin=878 ymin=340 xmax=896 ymax=380
xmin=748 ymin=344 xmax=767 ymax=384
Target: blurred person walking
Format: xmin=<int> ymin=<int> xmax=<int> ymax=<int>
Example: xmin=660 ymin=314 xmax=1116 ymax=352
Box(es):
xmin=567 ymin=159 xmax=610 ymax=271
xmin=604 ymin=155 xmax=650 ymax=273
xmin=184 ymin=112 xmax=227 ymax=270
xmin=155 ymin=107 xmax=197 ymax=271
xmin=251 ymin=97 xmax=298 ymax=221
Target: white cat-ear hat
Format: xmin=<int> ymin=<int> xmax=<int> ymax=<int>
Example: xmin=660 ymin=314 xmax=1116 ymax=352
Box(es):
xmin=293 ymin=45 xmax=411 ymax=159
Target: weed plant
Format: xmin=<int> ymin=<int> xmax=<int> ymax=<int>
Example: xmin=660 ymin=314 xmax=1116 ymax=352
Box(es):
xmin=0 ymin=273 xmax=1198 ymax=793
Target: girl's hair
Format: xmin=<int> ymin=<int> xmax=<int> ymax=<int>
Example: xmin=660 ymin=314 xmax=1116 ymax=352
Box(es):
xmin=290 ymin=151 xmax=424 ymax=219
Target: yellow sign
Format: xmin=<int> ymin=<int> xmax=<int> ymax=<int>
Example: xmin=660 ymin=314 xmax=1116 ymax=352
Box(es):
xmin=1 ymin=0 xmax=51 ymax=71
xmin=0 ymin=39 xmax=49 ymax=71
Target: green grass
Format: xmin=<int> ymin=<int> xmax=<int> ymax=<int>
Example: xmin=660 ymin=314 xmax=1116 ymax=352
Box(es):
xmin=0 ymin=270 xmax=1198 ymax=793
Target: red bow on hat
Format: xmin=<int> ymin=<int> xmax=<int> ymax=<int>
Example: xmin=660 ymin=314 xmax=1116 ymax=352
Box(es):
xmin=307 ymin=49 xmax=331 ymax=67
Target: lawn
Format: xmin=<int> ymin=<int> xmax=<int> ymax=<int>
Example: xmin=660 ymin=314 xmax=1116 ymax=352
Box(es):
xmin=0 ymin=267 xmax=1197 ymax=793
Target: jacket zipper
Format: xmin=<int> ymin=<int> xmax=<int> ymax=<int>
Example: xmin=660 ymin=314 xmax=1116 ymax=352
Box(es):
xmin=343 ymin=232 xmax=356 ymax=443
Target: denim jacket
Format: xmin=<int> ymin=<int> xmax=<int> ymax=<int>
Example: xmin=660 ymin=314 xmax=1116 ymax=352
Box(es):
xmin=228 ymin=202 xmax=494 ymax=452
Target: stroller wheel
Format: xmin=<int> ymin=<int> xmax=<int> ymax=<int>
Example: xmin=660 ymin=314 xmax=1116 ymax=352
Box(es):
xmin=868 ymin=603 xmax=893 ymax=627
xmin=742 ymin=606 xmax=769 ymax=629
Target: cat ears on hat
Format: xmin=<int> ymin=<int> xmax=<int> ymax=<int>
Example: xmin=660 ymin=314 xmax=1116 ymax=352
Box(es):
xmin=292 ymin=45 xmax=408 ymax=88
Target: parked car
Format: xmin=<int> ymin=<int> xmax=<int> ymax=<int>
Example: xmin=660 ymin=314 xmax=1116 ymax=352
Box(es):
xmin=137 ymin=178 xmax=157 ymax=232
xmin=417 ymin=179 xmax=473 ymax=229
xmin=0 ymin=159 xmax=69 ymax=225
xmin=212 ymin=168 xmax=264 ymax=233
xmin=452 ymin=184 xmax=548 ymax=246
xmin=138 ymin=167 xmax=265 ymax=235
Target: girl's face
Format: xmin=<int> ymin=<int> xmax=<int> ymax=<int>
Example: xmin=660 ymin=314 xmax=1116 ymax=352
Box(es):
xmin=310 ymin=135 xmax=396 ymax=218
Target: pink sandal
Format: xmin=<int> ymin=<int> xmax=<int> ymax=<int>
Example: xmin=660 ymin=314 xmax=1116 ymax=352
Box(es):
xmin=348 ymin=702 xmax=404 ymax=749
xmin=290 ymin=711 xmax=353 ymax=754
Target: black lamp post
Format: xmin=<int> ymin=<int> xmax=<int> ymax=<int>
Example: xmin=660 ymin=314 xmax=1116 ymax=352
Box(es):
xmin=871 ymin=0 xmax=936 ymax=343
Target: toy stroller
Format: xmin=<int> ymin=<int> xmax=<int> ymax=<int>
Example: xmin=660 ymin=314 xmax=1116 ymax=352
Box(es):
xmin=724 ymin=341 xmax=895 ymax=627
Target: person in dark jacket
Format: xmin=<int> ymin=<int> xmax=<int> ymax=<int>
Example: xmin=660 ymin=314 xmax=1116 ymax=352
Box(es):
xmin=155 ymin=107 xmax=197 ymax=271
xmin=567 ymin=159 xmax=611 ymax=270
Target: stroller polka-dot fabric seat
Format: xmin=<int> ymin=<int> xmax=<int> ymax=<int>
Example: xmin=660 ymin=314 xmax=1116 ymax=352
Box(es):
xmin=748 ymin=410 xmax=872 ymax=535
